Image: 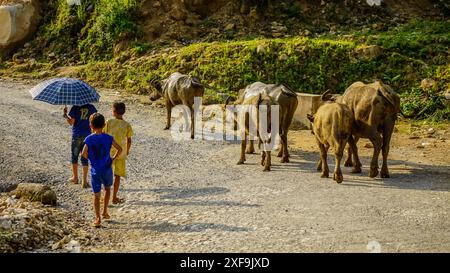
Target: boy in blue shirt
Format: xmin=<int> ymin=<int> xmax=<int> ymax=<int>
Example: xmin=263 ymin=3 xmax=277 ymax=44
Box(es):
xmin=63 ymin=104 xmax=97 ymax=188
xmin=82 ymin=113 xmax=122 ymax=228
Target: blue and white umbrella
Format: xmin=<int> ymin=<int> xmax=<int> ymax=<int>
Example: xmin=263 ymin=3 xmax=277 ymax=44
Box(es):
xmin=30 ymin=78 xmax=100 ymax=106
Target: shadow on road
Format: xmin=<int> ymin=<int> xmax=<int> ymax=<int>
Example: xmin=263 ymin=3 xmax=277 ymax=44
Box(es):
xmin=129 ymin=199 xmax=260 ymax=208
xmin=143 ymin=222 xmax=253 ymax=232
xmin=265 ymin=148 xmax=450 ymax=191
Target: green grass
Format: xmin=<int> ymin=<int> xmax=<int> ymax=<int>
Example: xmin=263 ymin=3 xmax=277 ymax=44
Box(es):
xmin=2 ymin=15 xmax=449 ymax=120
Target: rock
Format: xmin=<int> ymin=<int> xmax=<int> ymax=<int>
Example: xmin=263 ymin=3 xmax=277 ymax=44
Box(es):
xmin=420 ymin=78 xmax=436 ymax=90
xmin=48 ymin=52 xmax=55 ymax=58
xmin=256 ymin=44 xmax=266 ymax=54
xmin=278 ymin=53 xmax=288 ymax=61
xmin=224 ymin=23 xmax=235 ymax=31
xmin=293 ymin=93 xmax=323 ymax=129
xmin=38 ymin=70 xmax=50 ymax=77
xmin=0 ymin=0 xmax=42 ymax=57
xmin=0 ymin=217 xmax=12 ymax=229
xmin=11 ymin=183 xmax=57 ymax=206
xmin=65 ymin=240 xmax=81 ymax=253
xmin=444 ymin=89 xmax=450 ymax=109
xmin=364 ymin=143 xmax=374 ymax=148
xmin=354 ymin=45 xmax=382 ymax=60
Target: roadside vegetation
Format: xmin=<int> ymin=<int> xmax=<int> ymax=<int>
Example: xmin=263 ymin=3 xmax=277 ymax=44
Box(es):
xmin=0 ymin=0 xmax=448 ymax=121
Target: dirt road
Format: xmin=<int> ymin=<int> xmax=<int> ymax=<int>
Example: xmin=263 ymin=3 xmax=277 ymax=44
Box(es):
xmin=1 ymin=79 xmax=449 ymax=252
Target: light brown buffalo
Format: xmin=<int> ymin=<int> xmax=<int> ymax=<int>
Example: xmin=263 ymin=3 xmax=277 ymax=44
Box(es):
xmin=236 ymin=92 xmax=276 ymax=171
xmin=150 ymin=72 xmax=205 ymax=139
xmin=323 ymin=80 xmax=401 ymax=178
xmin=307 ymin=102 xmax=356 ymax=183
xmin=229 ymin=82 xmax=298 ymax=163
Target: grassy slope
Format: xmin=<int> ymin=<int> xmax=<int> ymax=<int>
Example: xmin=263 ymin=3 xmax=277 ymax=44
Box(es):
xmin=0 ymin=0 xmax=448 ymax=120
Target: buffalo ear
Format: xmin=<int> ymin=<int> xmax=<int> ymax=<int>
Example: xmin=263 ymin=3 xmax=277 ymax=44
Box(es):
xmin=224 ymin=96 xmax=233 ymax=106
xmin=152 ymin=80 xmax=162 ymax=92
xmin=321 ymin=89 xmax=335 ymax=102
xmin=307 ymin=114 xmax=314 ymax=123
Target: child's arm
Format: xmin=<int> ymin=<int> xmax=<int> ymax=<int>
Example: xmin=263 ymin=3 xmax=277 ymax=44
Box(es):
xmin=112 ymin=140 xmax=123 ymax=160
xmin=81 ymin=144 xmax=88 ymax=160
xmin=127 ymin=137 xmax=132 ymax=156
xmin=63 ymin=107 xmax=75 ymax=126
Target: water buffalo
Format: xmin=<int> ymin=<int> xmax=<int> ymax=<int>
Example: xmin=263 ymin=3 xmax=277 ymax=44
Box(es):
xmin=324 ymin=81 xmax=400 ymax=178
xmin=150 ymin=72 xmax=205 ymax=139
xmin=229 ymin=82 xmax=298 ymax=163
xmin=307 ymin=102 xmax=357 ymax=183
xmin=236 ymin=92 xmax=277 ymax=171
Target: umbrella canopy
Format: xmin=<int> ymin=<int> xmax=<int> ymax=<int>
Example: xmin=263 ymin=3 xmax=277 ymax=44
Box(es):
xmin=30 ymin=78 xmax=100 ymax=106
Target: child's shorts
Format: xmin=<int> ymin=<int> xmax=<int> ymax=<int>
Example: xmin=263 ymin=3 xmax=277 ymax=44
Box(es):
xmin=71 ymin=136 xmax=88 ymax=166
xmin=91 ymin=168 xmax=113 ymax=193
xmin=112 ymin=159 xmax=126 ymax=178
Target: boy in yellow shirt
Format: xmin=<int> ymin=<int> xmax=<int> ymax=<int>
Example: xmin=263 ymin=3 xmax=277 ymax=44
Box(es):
xmin=104 ymin=102 xmax=133 ymax=204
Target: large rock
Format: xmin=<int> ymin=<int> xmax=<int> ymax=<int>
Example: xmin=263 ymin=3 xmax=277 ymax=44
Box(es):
xmin=11 ymin=183 xmax=57 ymax=206
xmin=293 ymin=93 xmax=324 ymax=129
xmin=444 ymin=89 xmax=450 ymax=109
xmin=0 ymin=0 xmax=41 ymax=57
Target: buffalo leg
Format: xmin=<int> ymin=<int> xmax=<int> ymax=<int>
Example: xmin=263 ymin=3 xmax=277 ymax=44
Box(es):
xmin=317 ymin=140 xmax=329 ymax=178
xmin=347 ymin=136 xmax=362 ymax=173
xmin=344 ymin=136 xmax=359 ymax=167
xmin=369 ymin=133 xmax=382 ymax=178
xmin=263 ymin=150 xmax=271 ymax=171
xmin=237 ymin=133 xmax=247 ymax=165
xmin=189 ymin=105 xmax=195 ymax=139
xmin=333 ymin=143 xmax=345 ymax=183
xmin=280 ymin=132 xmax=289 ymax=163
xmin=381 ymin=120 xmax=395 ymax=178
xmin=164 ymin=102 xmax=172 ymax=130
xmin=246 ymin=139 xmax=256 ymax=154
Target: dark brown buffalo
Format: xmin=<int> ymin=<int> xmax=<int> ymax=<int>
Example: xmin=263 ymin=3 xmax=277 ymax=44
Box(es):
xmin=307 ymin=101 xmax=356 ymax=183
xmin=323 ymin=81 xmax=401 ymax=178
xmin=230 ymin=82 xmax=298 ymax=163
xmin=236 ymin=92 xmax=276 ymax=171
xmin=150 ymin=72 xmax=205 ymax=139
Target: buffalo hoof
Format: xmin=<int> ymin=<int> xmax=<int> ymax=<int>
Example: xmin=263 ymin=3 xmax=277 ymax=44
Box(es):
xmin=237 ymin=160 xmax=245 ymax=165
xmin=380 ymin=168 xmax=390 ymax=178
xmin=321 ymin=172 xmax=329 ymax=178
xmin=344 ymin=160 xmax=353 ymax=167
xmin=333 ymin=173 xmax=343 ymax=184
xmin=260 ymin=159 xmax=265 ymax=166
xmin=263 ymin=167 xmax=271 ymax=172
xmin=317 ymin=165 xmax=322 ymax=172
xmin=246 ymin=150 xmax=256 ymax=154
xmin=369 ymin=167 xmax=379 ymax=178
xmin=163 ymin=126 xmax=170 ymax=130
xmin=351 ymin=167 xmax=362 ymax=173
xmin=280 ymin=157 xmax=289 ymax=163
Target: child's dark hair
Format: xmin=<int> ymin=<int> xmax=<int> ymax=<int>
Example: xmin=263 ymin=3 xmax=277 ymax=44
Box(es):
xmin=90 ymin=113 xmax=105 ymax=129
xmin=113 ymin=102 xmax=126 ymax=115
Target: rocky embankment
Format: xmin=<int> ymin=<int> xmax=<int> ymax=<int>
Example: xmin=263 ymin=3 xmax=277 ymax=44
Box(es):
xmin=0 ymin=191 xmax=95 ymax=253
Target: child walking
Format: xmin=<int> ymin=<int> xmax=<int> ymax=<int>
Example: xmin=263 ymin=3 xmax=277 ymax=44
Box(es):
xmin=104 ymin=102 xmax=133 ymax=204
xmin=82 ymin=113 xmax=122 ymax=228
xmin=63 ymin=104 xmax=97 ymax=188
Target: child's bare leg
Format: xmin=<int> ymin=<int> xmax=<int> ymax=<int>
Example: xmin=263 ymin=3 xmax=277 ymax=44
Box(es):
xmin=112 ymin=175 xmax=121 ymax=203
xmin=103 ymin=186 xmax=111 ymax=219
xmin=82 ymin=166 xmax=89 ymax=187
xmin=93 ymin=192 xmax=101 ymax=227
xmin=71 ymin=164 xmax=79 ymax=183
